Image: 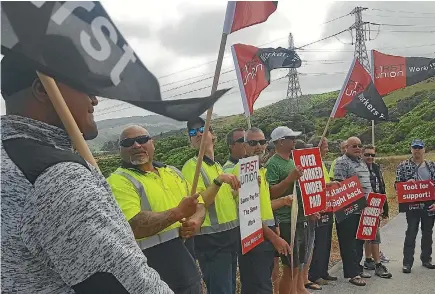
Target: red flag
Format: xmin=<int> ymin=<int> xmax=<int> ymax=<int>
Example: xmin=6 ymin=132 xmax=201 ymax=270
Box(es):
xmin=371 ymin=50 xmax=435 ymax=96
xmin=231 ymin=43 xmax=301 ymax=116
xmin=223 ymin=1 xmax=278 ymax=34
xmin=331 ymin=58 xmax=371 ymax=118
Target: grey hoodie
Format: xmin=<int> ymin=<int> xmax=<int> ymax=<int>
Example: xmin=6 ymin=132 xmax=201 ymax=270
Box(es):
xmin=1 ymin=115 xmax=173 ymax=294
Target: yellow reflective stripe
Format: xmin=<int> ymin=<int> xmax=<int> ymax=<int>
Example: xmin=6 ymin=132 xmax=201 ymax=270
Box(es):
xmin=199 ymin=219 xmax=239 ymax=234
xmin=114 ymin=171 xmax=151 ymax=211
xmin=136 ymin=228 xmax=180 ymax=250
xmin=198 ymin=163 xmax=220 ymax=227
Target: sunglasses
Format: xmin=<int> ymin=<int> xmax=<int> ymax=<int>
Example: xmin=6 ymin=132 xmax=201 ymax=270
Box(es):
xmin=412 ymin=146 xmax=424 ymax=150
xmin=247 ymin=139 xmax=267 ymax=146
xmin=120 ymin=135 xmax=151 ymax=148
xmin=351 ymin=144 xmax=363 ymax=148
xmin=234 ymin=137 xmax=245 ymax=143
xmin=364 ymin=153 xmax=376 ymax=157
xmin=188 ymin=126 xmax=205 ymax=137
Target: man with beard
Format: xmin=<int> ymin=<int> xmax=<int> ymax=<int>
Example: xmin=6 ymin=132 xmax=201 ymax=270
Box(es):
xmin=232 ymin=127 xmax=291 ymax=294
xmin=108 ymin=125 xmax=215 ymax=293
xmin=1 ymin=56 xmax=172 ymax=293
xmin=223 ymin=128 xmax=246 ymax=173
xmin=182 ymin=117 xmax=241 ymax=294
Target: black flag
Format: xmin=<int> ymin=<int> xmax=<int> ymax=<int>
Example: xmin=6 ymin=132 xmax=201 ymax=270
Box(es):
xmin=1 ymin=1 xmax=229 ymax=121
xmin=345 ymin=81 xmax=389 ymax=121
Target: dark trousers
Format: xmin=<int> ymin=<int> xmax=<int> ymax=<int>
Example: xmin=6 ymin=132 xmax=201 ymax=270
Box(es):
xmin=309 ymin=223 xmax=333 ymax=281
xmin=238 ymin=241 xmax=275 ymax=294
xmin=197 ymin=249 xmax=237 ymax=294
xmin=403 ymin=211 xmax=435 ymax=266
xmin=336 ymin=214 xmax=365 ymax=278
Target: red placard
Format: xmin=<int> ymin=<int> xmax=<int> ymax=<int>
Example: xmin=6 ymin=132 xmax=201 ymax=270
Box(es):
xmin=396 ymin=180 xmax=435 ymax=204
xmin=292 ymin=148 xmax=327 ymax=216
xmin=357 ymin=193 xmax=387 ymax=240
xmin=328 ymin=176 xmax=367 ymax=223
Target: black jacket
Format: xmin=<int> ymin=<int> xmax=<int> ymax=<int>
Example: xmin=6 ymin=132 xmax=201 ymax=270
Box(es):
xmin=367 ymin=162 xmax=389 ymax=217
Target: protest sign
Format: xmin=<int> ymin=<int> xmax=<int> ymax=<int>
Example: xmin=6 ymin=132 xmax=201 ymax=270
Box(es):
xmin=328 ymin=176 xmax=367 ymax=223
xmin=357 ymin=193 xmax=386 ymax=240
xmin=396 ymin=180 xmax=435 ymax=213
xmin=318 ymin=189 xmax=334 ymax=226
xmin=292 ymin=148 xmax=327 ymax=216
xmin=238 ymin=156 xmax=263 ymax=254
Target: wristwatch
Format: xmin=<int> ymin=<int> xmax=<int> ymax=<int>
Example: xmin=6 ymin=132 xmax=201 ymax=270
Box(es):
xmin=213 ymin=178 xmax=222 ymax=186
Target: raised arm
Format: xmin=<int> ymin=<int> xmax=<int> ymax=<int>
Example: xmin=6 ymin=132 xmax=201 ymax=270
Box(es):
xmin=109 ymin=174 xmax=199 ymax=239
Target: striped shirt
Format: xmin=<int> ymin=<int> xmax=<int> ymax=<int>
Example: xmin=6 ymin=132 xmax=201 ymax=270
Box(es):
xmin=333 ymin=154 xmax=372 ymax=199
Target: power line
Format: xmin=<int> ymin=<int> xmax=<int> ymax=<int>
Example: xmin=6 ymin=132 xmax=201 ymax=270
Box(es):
xmin=156 ymin=13 xmax=352 ymax=80
xmin=370 ymin=8 xmax=435 ymax=15
xmin=365 ymin=13 xmax=435 ymax=19
xmin=369 ymin=22 xmax=435 ymax=27
xmin=95 ymin=71 xmax=348 ymax=117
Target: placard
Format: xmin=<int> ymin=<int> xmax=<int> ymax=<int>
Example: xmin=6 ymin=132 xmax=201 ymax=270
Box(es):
xmin=328 ymin=176 xmax=367 ymax=223
xmin=396 ymin=180 xmax=435 ymax=213
xmin=357 ymin=193 xmax=387 ymax=240
xmin=317 ymin=189 xmax=334 ymax=226
xmin=238 ymin=156 xmax=264 ymax=254
xmin=292 ymin=147 xmax=327 ymax=216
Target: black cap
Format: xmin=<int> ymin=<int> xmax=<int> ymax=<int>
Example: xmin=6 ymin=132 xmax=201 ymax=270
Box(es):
xmin=1 ymin=54 xmax=38 ymax=97
xmin=187 ymin=117 xmax=205 ymax=129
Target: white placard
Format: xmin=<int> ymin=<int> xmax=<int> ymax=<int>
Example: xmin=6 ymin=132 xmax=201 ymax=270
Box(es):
xmin=238 ymin=156 xmax=264 ymax=254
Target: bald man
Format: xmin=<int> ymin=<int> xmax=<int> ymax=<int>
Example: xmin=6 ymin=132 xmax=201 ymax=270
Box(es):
xmin=107 ymin=126 xmax=239 ymax=293
xmin=333 ymin=137 xmax=392 ymax=286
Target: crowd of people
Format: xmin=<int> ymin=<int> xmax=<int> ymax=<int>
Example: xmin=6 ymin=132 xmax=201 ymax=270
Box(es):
xmin=1 ymin=54 xmax=435 ymax=294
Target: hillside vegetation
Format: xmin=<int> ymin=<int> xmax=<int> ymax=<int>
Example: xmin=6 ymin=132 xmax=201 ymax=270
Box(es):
xmin=96 ymin=79 xmax=435 ymax=176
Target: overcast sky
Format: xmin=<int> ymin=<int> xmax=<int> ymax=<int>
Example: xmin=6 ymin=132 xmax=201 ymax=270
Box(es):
xmin=1 ymin=1 xmax=434 ymax=121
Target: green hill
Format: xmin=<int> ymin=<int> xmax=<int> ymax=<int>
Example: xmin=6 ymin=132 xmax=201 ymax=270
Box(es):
xmin=96 ymin=79 xmax=435 ymax=177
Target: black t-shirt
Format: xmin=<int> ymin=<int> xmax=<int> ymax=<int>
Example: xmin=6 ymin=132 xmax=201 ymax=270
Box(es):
xmin=143 ymin=237 xmax=200 ymax=290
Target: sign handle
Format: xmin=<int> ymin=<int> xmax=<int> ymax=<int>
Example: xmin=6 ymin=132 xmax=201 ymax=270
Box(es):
xmin=190 ymin=33 xmax=228 ymax=194
xmin=36 ymin=72 xmax=100 ymax=171
xmin=319 ymin=116 xmax=332 ymax=147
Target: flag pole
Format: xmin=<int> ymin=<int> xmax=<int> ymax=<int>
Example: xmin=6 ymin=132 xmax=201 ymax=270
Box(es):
xmin=36 ymin=72 xmax=100 ymax=171
xmin=247 ymin=116 xmax=252 ymax=129
xmin=370 ymin=50 xmax=375 ymax=146
xmin=190 ymin=33 xmax=228 ymax=194
xmin=319 ymin=57 xmax=357 ymax=146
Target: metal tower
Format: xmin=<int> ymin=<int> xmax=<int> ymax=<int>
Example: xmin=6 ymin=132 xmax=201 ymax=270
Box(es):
xmin=286 ymin=33 xmax=303 ymax=114
xmin=350 ymin=7 xmax=370 ymax=71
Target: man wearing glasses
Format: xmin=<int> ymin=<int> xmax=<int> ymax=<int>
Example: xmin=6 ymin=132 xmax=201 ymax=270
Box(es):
xmin=396 ymin=139 xmax=435 ymax=274
xmin=361 ymin=145 xmax=392 ymax=278
xmin=107 ymin=125 xmax=238 ymax=293
xmin=333 ymin=137 xmax=375 ymax=286
xmin=223 ymin=128 xmax=246 ymax=173
xmin=182 ymin=117 xmax=241 ymax=294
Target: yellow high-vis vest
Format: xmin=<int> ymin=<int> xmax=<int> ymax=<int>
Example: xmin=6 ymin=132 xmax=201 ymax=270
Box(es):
xmin=182 ymin=157 xmax=238 ymax=234
xmin=107 ymin=164 xmax=204 ymax=250
xmin=233 ymin=163 xmax=275 ymax=227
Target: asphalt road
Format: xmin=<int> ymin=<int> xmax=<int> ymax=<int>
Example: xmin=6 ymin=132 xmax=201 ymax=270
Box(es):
xmin=317 ymin=213 xmax=435 ymax=294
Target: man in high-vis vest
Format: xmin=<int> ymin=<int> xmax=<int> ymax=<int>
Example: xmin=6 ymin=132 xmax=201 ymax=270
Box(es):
xmin=232 ymin=127 xmax=292 ymax=294
xmin=108 ymin=125 xmax=232 ymax=294
xmin=222 ymin=128 xmax=246 ymax=173
xmin=182 ymin=117 xmax=241 ymax=294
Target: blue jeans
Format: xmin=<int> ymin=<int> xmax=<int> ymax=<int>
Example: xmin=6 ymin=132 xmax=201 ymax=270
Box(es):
xmin=197 ymin=250 xmax=237 ymax=294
